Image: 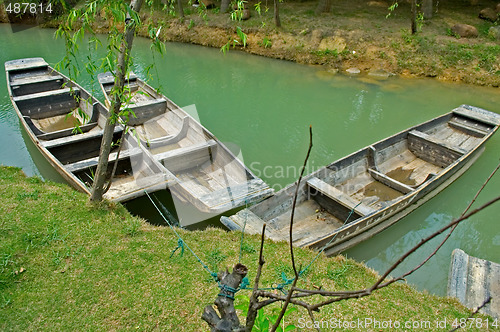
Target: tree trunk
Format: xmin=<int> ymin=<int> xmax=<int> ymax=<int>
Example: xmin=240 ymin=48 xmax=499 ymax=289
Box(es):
xmin=315 ymin=0 xmax=331 ymax=15
xmin=89 ymin=0 xmax=144 ymax=203
xmin=202 ymin=264 xmax=248 ymax=332
xmin=221 ymin=0 xmax=230 ymax=13
xmin=411 ymin=0 xmax=417 ymax=34
xmin=422 ymin=0 xmax=432 ymax=19
xmin=274 ymin=0 xmax=281 ymax=27
xmin=177 ymin=0 xmax=184 ymax=18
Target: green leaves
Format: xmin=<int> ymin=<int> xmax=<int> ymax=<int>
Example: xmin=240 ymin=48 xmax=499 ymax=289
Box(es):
xmin=234 ymin=294 xmax=297 ymax=331
xmin=237 ymin=26 xmax=247 ymax=48
xmin=220 ymin=27 xmax=248 ymax=54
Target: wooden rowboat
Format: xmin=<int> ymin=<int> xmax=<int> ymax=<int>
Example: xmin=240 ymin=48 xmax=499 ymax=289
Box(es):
xmin=98 ymin=72 xmax=272 ymax=217
xmin=222 ymin=105 xmax=500 ymax=256
xmin=5 ymin=57 xmax=172 ymax=202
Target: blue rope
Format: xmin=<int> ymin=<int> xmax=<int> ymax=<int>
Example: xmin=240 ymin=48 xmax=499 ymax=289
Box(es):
xmin=217 ymin=276 xmax=250 ymax=300
xmin=147 ymin=192 xmax=251 ymax=299
xmin=145 ymin=191 xmax=218 ymax=281
xmin=170 ymin=238 xmax=185 ymax=258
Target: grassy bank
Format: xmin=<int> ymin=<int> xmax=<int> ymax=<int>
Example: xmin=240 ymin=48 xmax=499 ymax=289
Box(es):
xmin=0 ymin=165 xmax=494 ymax=330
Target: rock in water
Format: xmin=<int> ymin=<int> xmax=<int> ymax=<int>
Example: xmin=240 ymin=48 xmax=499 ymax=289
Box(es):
xmin=451 ymin=24 xmax=478 ymax=38
xmin=368 ymin=69 xmax=392 ymax=80
xmin=346 ymin=68 xmax=361 ymax=75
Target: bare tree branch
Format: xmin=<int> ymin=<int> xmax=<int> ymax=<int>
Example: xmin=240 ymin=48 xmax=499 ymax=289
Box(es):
xmin=261 ymin=194 xmax=500 ymax=312
xmin=449 ymin=296 xmax=492 ymax=332
xmin=383 ymin=159 xmax=500 ymax=285
xmin=289 ymin=126 xmax=313 ymax=277
xmin=370 ymin=195 xmax=500 ymax=292
xmin=271 ymin=126 xmax=313 ymax=332
xmin=245 ymin=224 xmax=267 ymax=331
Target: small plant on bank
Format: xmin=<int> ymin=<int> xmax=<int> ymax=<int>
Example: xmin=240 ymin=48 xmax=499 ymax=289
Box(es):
xmin=221 ymin=26 xmax=248 ymax=53
xmin=234 ymin=294 xmax=297 ymax=332
xmin=446 ymin=28 xmax=460 ymax=39
xmin=259 ymin=36 xmax=272 ymax=48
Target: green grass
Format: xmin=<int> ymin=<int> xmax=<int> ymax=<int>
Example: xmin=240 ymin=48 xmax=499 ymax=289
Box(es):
xmin=0 ymin=166 xmax=492 ymax=330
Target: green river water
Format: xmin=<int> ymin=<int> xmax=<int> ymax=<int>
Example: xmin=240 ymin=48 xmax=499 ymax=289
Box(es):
xmin=1 ymin=24 xmax=499 ymax=296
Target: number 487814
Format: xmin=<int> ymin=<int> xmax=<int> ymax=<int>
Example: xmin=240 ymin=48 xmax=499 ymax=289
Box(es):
xmin=5 ymin=2 xmax=53 ymax=15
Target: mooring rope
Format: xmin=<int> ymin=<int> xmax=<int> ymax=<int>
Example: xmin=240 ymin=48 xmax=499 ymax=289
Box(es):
xmin=145 ymin=190 xmax=250 ymax=298
xmin=145 ymin=191 xmax=218 ymax=280
xmin=145 ymin=190 xmax=359 ymax=295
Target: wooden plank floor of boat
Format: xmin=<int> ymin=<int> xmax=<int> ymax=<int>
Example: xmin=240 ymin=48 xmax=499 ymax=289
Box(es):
xmin=266 ymin=200 xmax=344 ymax=244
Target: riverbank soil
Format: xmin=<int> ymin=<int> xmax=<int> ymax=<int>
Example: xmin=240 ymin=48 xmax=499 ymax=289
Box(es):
xmin=1 ymin=0 xmax=499 ymax=86
xmin=111 ymin=1 xmax=499 ymax=86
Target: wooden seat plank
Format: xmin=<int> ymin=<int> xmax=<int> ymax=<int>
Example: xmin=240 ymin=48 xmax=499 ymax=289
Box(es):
xmin=449 ymin=119 xmax=489 ymax=137
xmin=5 ymin=58 xmax=48 ymax=72
xmin=307 ymin=177 xmax=375 ymax=217
xmin=12 ymin=87 xmax=79 ymax=103
xmin=10 ymin=74 xmax=63 ymax=87
xmin=42 ymin=126 xmax=122 ymax=149
xmin=453 ymin=106 xmax=500 ymax=127
xmin=368 ymin=168 xmax=414 ymax=194
xmin=65 ymin=149 xmax=132 ymax=173
xmin=156 ymin=139 xmax=217 ymax=173
xmin=409 ymin=130 xmax=467 ymax=154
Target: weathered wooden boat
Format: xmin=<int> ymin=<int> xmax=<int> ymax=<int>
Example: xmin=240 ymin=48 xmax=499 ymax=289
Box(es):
xmin=98 ymin=72 xmax=272 ymax=216
xmin=222 ymin=105 xmax=500 ymax=256
xmin=5 ymin=57 xmax=171 ymax=202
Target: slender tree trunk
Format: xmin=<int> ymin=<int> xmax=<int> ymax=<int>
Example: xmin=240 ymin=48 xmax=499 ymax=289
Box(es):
xmin=274 ymin=0 xmax=281 ymax=27
xmin=315 ymin=0 xmax=331 ymax=15
xmin=422 ymin=0 xmax=432 ymax=19
xmin=177 ymin=0 xmax=184 ymax=18
xmin=89 ymin=0 xmax=144 ymax=202
xmin=221 ymin=0 xmax=230 ymax=13
xmin=201 ymin=264 xmax=248 ymax=331
xmin=411 ymin=0 xmax=417 ymax=34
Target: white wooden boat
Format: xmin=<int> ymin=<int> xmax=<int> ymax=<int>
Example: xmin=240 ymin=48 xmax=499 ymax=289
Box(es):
xmin=5 ymin=57 xmax=171 ymax=202
xmin=222 ymin=106 xmax=500 ymax=255
xmin=98 ymin=72 xmax=272 ymax=215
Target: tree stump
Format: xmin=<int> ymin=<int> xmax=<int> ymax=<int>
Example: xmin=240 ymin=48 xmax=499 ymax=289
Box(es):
xmin=202 ymin=263 xmax=248 ymax=332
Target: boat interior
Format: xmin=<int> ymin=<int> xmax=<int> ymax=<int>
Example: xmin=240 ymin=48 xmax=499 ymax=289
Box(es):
xmin=249 ymin=112 xmax=494 ymax=246
xmin=7 ymin=60 xmax=169 ymax=200
xmin=8 ymin=64 xmax=99 ymax=140
xmin=99 ymin=72 xmax=271 ymax=211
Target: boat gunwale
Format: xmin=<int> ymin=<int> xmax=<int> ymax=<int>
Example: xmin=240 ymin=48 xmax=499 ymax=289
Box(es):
xmin=240 ymin=106 xmax=499 ymax=251
xmin=5 ymin=59 xmax=99 ymax=197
